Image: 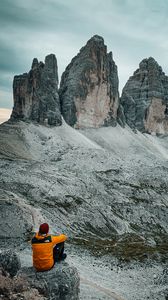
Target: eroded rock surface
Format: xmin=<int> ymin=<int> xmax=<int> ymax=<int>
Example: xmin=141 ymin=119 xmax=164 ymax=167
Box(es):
xmin=0 ymin=250 xmax=80 ymax=300
xmin=0 ymin=123 xmax=168 ymax=264
xmin=20 ymin=263 xmax=80 ymax=300
xmin=0 ymin=268 xmax=44 ymax=300
xmin=121 ymin=57 xmax=168 ymax=134
xmin=0 ymin=250 xmax=21 ymax=277
xmin=0 ymin=190 xmax=34 ymax=248
xmin=0 ymin=250 xmax=44 ymax=299
xmin=11 ymin=54 xmax=62 ymax=126
xmin=59 ymin=35 xmax=122 ymax=128
xmin=0 ymin=121 xmax=168 ymax=299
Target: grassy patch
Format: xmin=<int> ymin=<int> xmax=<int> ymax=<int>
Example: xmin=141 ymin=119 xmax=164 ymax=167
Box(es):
xmin=69 ymin=233 xmax=168 ymax=263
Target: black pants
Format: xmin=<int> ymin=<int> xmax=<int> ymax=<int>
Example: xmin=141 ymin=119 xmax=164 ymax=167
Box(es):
xmin=53 ymin=242 xmax=65 ymax=263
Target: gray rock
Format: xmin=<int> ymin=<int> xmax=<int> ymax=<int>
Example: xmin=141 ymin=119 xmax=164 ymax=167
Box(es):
xmin=20 ymin=262 xmax=80 ymax=300
xmin=59 ymin=35 xmax=122 ymax=128
xmin=0 ymin=190 xmax=33 ymax=248
xmin=0 ymin=250 xmax=79 ymax=300
xmin=0 ymin=116 xmax=168 ymax=299
xmin=0 ymin=122 xmax=168 ymax=263
xmin=0 ymin=250 xmax=21 ymax=277
xmin=10 ymin=54 xmax=62 ymax=126
xmin=121 ymin=57 xmax=168 ymax=134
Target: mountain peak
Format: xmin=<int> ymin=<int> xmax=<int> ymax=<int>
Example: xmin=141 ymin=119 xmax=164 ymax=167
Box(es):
xmin=11 ymin=54 xmax=61 ymax=126
xmin=88 ymin=34 xmax=104 ymax=43
xmin=59 ymin=36 xmax=121 ymax=128
xmin=139 ymin=57 xmax=162 ymax=72
xmin=121 ymin=57 xmax=168 ymax=134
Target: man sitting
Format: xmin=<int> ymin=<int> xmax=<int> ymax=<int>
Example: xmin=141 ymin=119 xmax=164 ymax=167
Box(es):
xmin=31 ymin=223 xmax=67 ymax=272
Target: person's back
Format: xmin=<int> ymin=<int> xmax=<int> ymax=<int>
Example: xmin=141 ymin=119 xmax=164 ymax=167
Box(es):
xmin=31 ymin=223 xmax=67 ymax=272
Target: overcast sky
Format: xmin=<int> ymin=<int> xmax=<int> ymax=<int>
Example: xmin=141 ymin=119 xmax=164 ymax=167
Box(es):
xmin=1 ymin=0 xmax=168 ymax=118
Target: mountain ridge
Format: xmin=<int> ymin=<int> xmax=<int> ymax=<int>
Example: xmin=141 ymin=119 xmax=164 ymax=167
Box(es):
xmin=6 ymin=35 xmax=168 ymax=136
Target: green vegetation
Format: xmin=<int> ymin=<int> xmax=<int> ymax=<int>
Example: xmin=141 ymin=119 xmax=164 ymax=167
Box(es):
xmin=69 ymin=233 xmax=168 ymax=263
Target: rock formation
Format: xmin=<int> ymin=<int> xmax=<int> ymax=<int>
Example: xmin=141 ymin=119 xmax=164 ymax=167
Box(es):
xmin=0 ymin=268 xmax=44 ymax=300
xmin=0 ymin=190 xmax=33 ymax=249
xmin=121 ymin=57 xmax=168 ymax=134
xmin=0 ymin=250 xmax=21 ymax=277
xmin=0 ymin=250 xmax=80 ymax=300
xmin=59 ymin=35 xmax=122 ymax=128
xmin=20 ymin=263 xmax=80 ymax=300
xmin=0 ymin=250 xmax=43 ymax=299
xmin=11 ymin=54 xmax=62 ymax=126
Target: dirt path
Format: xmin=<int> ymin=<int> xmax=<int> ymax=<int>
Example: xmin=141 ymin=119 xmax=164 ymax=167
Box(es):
xmin=80 ymin=277 xmax=126 ymax=300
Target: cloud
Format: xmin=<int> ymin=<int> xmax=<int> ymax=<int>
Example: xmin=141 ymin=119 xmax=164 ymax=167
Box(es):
xmin=0 ymin=90 xmax=13 ymax=109
xmin=0 ymin=108 xmax=12 ymax=124
xmin=1 ymin=0 xmax=168 ymax=110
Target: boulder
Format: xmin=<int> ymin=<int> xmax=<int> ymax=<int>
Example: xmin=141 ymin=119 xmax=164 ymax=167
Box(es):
xmin=0 ymin=250 xmax=80 ymax=300
xmin=20 ymin=263 xmax=80 ymax=300
xmin=59 ymin=35 xmax=123 ymax=128
xmin=10 ymin=54 xmax=62 ymax=126
xmin=0 ymin=250 xmax=21 ymax=277
xmin=0 ymin=267 xmax=44 ymax=300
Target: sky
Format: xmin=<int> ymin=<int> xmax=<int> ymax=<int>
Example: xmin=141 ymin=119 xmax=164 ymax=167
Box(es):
xmin=1 ymin=0 xmax=168 ymax=123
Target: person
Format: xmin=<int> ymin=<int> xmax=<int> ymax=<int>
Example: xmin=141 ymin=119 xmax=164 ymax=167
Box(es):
xmin=31 ymin=223 xmax=67 ymax=272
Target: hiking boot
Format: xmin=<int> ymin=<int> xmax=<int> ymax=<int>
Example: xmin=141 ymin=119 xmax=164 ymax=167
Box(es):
xmin=61 ymin=253 xmax=67 ymax=260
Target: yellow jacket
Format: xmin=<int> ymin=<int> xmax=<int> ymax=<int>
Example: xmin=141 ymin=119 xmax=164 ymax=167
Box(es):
xmin=31 ymin=232 xmax=67 ymax=271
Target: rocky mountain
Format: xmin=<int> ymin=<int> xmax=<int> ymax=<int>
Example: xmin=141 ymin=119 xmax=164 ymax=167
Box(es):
xmin=0 ymin=119 xmax=168 ymax=299
xmin=1 ymin=36 xmax=168 ymax=299
xmin=121 ymin=57 xmax=168 ymax=134
xmin=10 ymin=54 xmax=62 ymax=126
xmin=59 ymin=35 xmax=124 ymax=128
xmin=9 ymin=38 xmax=168 ymax=136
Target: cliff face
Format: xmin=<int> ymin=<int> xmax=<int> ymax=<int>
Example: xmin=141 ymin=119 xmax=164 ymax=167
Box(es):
xmin=11 ymin=54 xmax=62 ymax=126
xmin=59 ymin=35 xmax=121 ymax=128
xmin=10 ymin=37 xmax=124 ymax=129
xmin=121 ymin=57 xmax=168 ymax=134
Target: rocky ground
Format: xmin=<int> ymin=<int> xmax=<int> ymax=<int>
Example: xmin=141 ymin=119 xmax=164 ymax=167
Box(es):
xmin=0 ymin=120 xmax=168 ymax=299
xmin=18 ymin=243 xmax=167 ymax=300
xmin=0 ymin=249 xmax=79 ymax=300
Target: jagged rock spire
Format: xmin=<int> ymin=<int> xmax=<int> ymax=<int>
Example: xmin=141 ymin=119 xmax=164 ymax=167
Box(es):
xmin=59 ymin=35 xmax=122 ymax=128
xmin=121 ymin=57 xmax=168 ymax=134
xmin=11 ymin=54 xmax=62 ymax=126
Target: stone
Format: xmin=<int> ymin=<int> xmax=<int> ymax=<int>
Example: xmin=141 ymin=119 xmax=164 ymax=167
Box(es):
xmin=0 ymin=190 xmax=33 ymax=248
xmin=20 ymin=262 xmax=80 ymax=300
xmin=59 ymin=35 xmax=122 ymax=128
xmin=10 ymin=54 xmax=62 ymax=126
xmin=121 ymin=57 xmax=168 ymax=134
xmin=0 ymin=267 xmax=44 ymax=300
xmin=0 ymin=250 xmax=79 ymax=300
xmin=0 ymin=250 xmax=21 ymax=277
